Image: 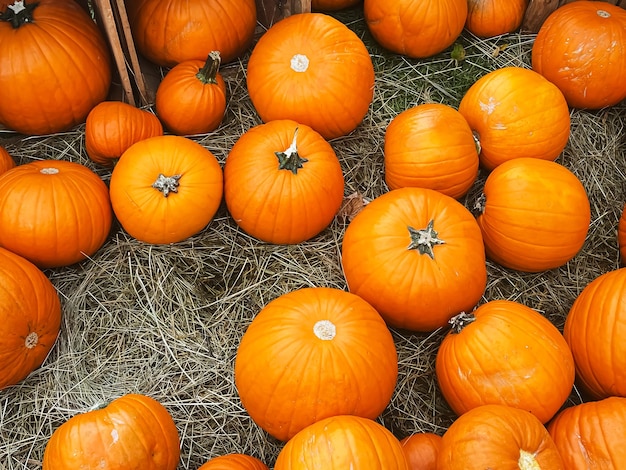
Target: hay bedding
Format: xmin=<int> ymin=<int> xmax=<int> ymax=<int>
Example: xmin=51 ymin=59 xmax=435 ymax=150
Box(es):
xmin=0 ymin=6 xmax=625 ymax=469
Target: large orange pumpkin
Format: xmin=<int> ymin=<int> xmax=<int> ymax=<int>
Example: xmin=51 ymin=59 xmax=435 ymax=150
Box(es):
xmin=0 ymin=145 xmax=15 ymax=174
xmin=246 ymin=13 xmax=375 ymax=140
xmin=234 ymin=287 xmax=398 ymax=442
xmin=400 ymin=432 xmax=442 ymax=470
xmin=0 ymin=160 xmax=112 ymax=268
xmin=465 ymin=0 xmax=529 ymax=38
xmin=0 ymin=247 xmax=61 ymax=390
xmin=341 ymin=187 xmax=487 ymax=332
xmin=198 ymin=453 xmax=269 ymax=470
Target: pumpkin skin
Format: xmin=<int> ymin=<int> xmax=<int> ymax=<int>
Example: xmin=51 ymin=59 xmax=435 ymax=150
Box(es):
xmin=312 ymin=0 xmax=362 ymax=10
xmin=458 ymin=66 xmax=570 ymax=171
xmin=364 ymin=0 xmax=468 ymax=59
xmin=274 ymin=415 xmax=409 ymax=469
xmin=0 ymin=145 xmax=15 ymax=174
xmin=0 ymin=160 xmax=112 ymax=268
xmin=109 ymin=135 xmax=223 ymax=245
xmin=0 ymin=247 xmax=61 ymax=390
xmin=126 ymin=0 xmax=256 ymax=66
xmin=234 ymin=287 xmax=398 ymax=442
xmin=341 ymin=187 xmax=487 ymax=332
xmin=198 ymin=454 xmax=269 ymax=470
xmin=0 ymin=0 xmax=111 ymax=135
xmin=619 ymin=202 xmax=626 ymax=264
xmin=85 ymin=101 xmax=163 ymax=167
xmin=246 ymin=13 xmax=375 ymax=140
xmin=436 ymin=299 xmax=575 ymax=424
xmin=465 ymin=0 xmax=529 ymax=38
xmin=42 ymin=393 xmax=180 ymax=469
xmin=437 ymin=404 xmax=564 ymax=469
xmin=224 ymin=120 xmax=344 ymax=244
xmin=532 ymin=1 xmax=626 ymax=109
xmin=384 ymin=103 xmax=479 ymax=199
xmin=400 ymin=432 xmax=442 ymax=470
xmin=475 ymin=158 xmax=591 ymax=272
xmin=547 ymin=396 xmax=626 ymax=469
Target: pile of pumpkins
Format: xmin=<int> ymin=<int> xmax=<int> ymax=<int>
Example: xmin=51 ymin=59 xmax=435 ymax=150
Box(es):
xmin=1 ymin=0 xmax=626 ymax=468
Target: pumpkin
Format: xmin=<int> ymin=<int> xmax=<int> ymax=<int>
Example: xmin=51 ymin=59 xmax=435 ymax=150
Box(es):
xmin=0 ymin=0 xmax=111 ymax=135
xmin=224 ymin=120 xmax=344 ymax=244
xmin=274 ymin=415 xmax=409 ymax=469
xmin=384 ymin=103 xmax=479 ymax=199
xmin=0 ymin=160 xmax=112 ymax=268
xmin=438 ymin=404 xmax=564 ymax=469
xmin=532 ymin=1 xmax=626 ymax=109
xmin=155 ymin=51 xmax=227 ymax=136
xmin=363 ymin=0 xmax=468 ymax=58
xmin=458 ymin=66 xmax=571 ymax=171
xmin=42 ymin=393 xmax=180 ymax=469
xmin=234 ymin=287 xmax=398 ymax=442
xmin=436 ymin=299 xmax=575 ymax=424
xmin=465 ymin=0 xmax=529 ymax=38
xmin=246 ymin=13 xmax=375 ymax=140
xmin=0 ymin=247 xmax=61 ymax=390
xmin=312 ymin=0 xmax=362 ymax=10
xmin=563 ymin=267 xmax=626 ymax=399
xmin=400 ymin=432 xmax=442 ymax=470
xmin=109 ymin=135 xmax=223 ymax=244
xmin=0 ymin=145 xmax=15 ymax=174
xmin=619 ymin=202 xmax=626 ymax=264
xmin=475 ymin=157 xmax=591 ymax=272
xmin=85 ymin=101 xmax=163 ymax=167
xmin=547 ymin=396 xmax=626 ymax=469
xmin=126 ymin=0 xmax=256 ymax=66
xmin=198 ymin=454 xmax=269 ymax=470
xmin=341 ymin=187 xmax=487 ymax=332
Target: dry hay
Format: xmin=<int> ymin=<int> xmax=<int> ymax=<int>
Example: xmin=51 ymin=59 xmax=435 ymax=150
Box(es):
xmin=1 ymin=7 xmax=625 ymax=469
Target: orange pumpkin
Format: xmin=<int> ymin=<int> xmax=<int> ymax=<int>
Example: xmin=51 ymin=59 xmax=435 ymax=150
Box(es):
xmin=274 ymin=415 xmax=409 ymax=469
xmin=438 ymin=404 xmax=564 ymax=469
xmin=198 ymin=454 xmax=268 ymax=470
xmin=475 ymin=158 xmax=591 ymax=272
xmin=312 ymin=0 xmax=362 ymax=10
xmin=0 ymin=160 xmax=112 ymax=268
xmin=341 ymin=187 xmax=487 ymax=332
xmin=42 ymin=393 xmax=180 ymax=469
xmin=0 ymin=247 xmax=61 ymax=390
xmin=532 ymin=1 xmax=626 ymax=109
xmin=619 ymin=202 xmax=626 ymax=264
xmin=155 ymin=51 xmax=227 ymax=136
xmin=224 ymin=120 xmax=344 ymax=244
xmin=0 ymin=145 xmax=15 ymax=174
xmin=109 ymin=135 xmax=223 ymax=244
xmin=400 ymin=432 xmax=442 ymax=470
xmin=465 ymin=0 xmax=529 ymax=38
xmin=384 ymin=103 xmax=479 ymax=199
xmin=363 ymin=0 xmax=467 ymax=58
xmin=234 ymin=287 xmax=398 ymax=442
xmin=246 ymin=13 xmax=374 ymax=140
xmin=458 ymin=66 xmax=571 ymax=170
xmin=436 ymin=299 xmax=575 ymax=424
xmin=85 ymin=100 xmax=163 ymax=167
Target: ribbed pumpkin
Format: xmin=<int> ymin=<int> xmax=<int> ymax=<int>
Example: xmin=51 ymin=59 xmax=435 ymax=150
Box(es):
xmin=475 ymin=158 xmax=591 ymax=272
xmin=0 ymin=145 xmax=15 ymax=174
xmin=0 ymin=247 xmax=61 ymax=390
xmin=341 ymin=187 xmax=487 ymax=332
xmin=312 ymin=0 xmax=362 ymax=10
xmin=246 ymin=13 xmax=374 ymax=140
xmin=234 ymin=287 xmax=398 ymax=442
xmin=458 ymin=66 xmax=570 ymax=170
xmin=400 ymin=432 xmax=442 ymax=470
xmin=198 ymin=454 xmax=269 ymax=470
xmin=436 ymin=299 xmax=575 ymax=424
xmin=384 ymin=103 xmax=479 ymax=199
xmin=465 ymin=0 xmax=529 ymax=38
xmin=0 ymin=160 xmax=112 ymax=268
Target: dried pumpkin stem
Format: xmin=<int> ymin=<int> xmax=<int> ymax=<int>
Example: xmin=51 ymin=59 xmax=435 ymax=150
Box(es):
xmin=518 ymin=450 xmax=541 ymax=470
xmin=473 ymin=193 xmax=486 ymax=216
xmin=407 ymin=219 xmax=445 ymax=259
xmin=0 ymin=0 xmax=39 ymax=28
xmin=152 ymin=173 xmax=181 ymax=197
xmin=196 ymin=51 xmax=221 ymax=85
xmin=449 ymin=311 xmax=476 ymax=334
xmin=275 ymin=127 xmax=308 ymax=175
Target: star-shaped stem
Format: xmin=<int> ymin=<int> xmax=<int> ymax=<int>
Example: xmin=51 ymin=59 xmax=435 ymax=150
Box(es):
xmin=407 ymin=219 xmax=445 ymax=259
xmin=275 ymin=127 xmax=308 ymax=175
xmin=0 ymin=0 xmax=39 ymax=28
xmin=152 ymin=173 xmax=182 ymax=197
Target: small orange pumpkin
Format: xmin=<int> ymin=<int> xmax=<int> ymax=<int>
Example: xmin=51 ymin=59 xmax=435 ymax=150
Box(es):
xmin=198 ymin=454 xmax=268 ymax=470
xmin=0 ymin=145 xmax=15 ymax=174
xmin=400 ymin=432 xmax=442 ymax=470
xmin=465 ymin=0 xmax=529 ymax=38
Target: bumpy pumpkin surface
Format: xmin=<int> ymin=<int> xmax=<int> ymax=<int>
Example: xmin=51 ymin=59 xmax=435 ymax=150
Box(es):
xmin=400 ymin=432 xmax=442 ymax=470
xmin=198 ymin=453 xmax=269 ymax=470
xmin=465 ymin=0 xmax=529 ymax=38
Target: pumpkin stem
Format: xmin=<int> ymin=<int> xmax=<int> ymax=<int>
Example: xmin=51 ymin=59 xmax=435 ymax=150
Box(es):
xmin=313 ymin=320 xmax=336 ymax=341
xmin=152 ymin=173 xmax=181 ymax=197
xmin=473 ymin=193 xmax=486 ymax=216
xmin=472 ymin=130 xmax=482 ymax=155
xmin=196 ymin=51 xmax=221 ymax=85
xmin=518 ymin=449 xmax=541 ymax=470
xmin=448 ymin=311 xmax=476 ymax=334
xmin=407 ymin=220 xmax=445 ymax=259
xmin=0 ymin=0 xmax=39 ymax=28
xmin=275 ymin=127 xmax=308 ymax=175
xmin=24 ymin=331 xmax=38 ymax=349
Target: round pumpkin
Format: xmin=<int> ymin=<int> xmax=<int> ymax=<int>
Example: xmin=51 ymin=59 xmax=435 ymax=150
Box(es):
xmin=0 ymin=145 xmax=15 ymax=174
xmin=126 ymin=0 xmax=256 ymax=66
xmin=618 ymin=203 xmax=626 ymax=265
xmin=274 ymin=415 xmax=409 ymax=469
xmin=155 ymin=51 xmax=227 ymax=136
xmin=363 ymin=0 xmax=468 ymax=59
xmin=400 ymin=432 xmax=442 ymax=470
xmin=109 ymin=135 xmax=223 ymax=244
xmin=438 ymin=404 xmax=564 ymax=469
xmin=0 ymin=247 xmax=61 ymax=390
xmin=0 ymin=160 xmax=112 ymax=268
xmin=532 ymin=1 xmax=626 ymax=109
xmin=85 ymin=100 xmax=163 ymax=167
xmin=436 ymin=299 xmax=575 ymax=424
xmin=341 ymin=187 xmax=487 ymax=332
xmin=224 ymin=120 xmax=344 ymax=244
xmin=198 ymin=454 xmax=269 ymax=470
xmin=42 ymin=393 xmax=180 ymax=469
xmin=475 ymin=157 xmax=591 ymax=272
xmin=0 ymin=0 xmax=111 ymax=135
xmin=234 ymin=287 xmax=398 ymax=442
xmin=246 ymin=13 xmax=375 ymax=140
xmin=458 ymin=66 xmax=570 ymax=170
xmin=312 ymin=0 xmax=362 ymax=10
xmin=384 ymin=103 xmax=479 ymax=199
xmin=465 ymin=0 xmax=529 ymax=38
